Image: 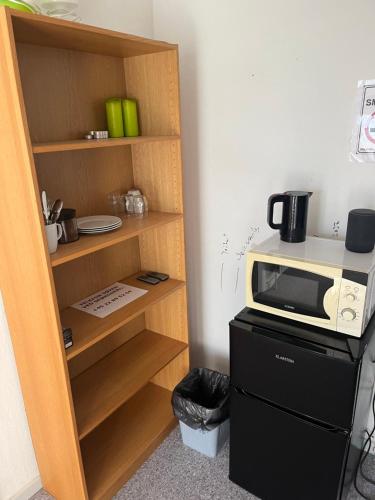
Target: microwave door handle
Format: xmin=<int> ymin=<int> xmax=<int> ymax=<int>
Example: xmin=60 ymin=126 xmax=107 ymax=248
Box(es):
xmin=323 ymin=282 xmax=340 ymax=319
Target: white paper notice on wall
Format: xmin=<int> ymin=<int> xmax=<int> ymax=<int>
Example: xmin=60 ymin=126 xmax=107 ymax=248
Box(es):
xmin=72 ymin=282 xmax=148 ymax=318
xmin=351 ymin=80 xmax=375 ymax=163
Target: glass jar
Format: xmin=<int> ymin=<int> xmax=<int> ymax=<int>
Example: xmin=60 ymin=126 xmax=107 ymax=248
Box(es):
xmin=107 ymin=191 xmax=125 ymax=217
xmin=37 ymin=0 xmax=80 ymax=21
xmin=125 ymin=194 xmax=135 ymax=216
xmin=133 ymin=195 xmax=145 ymax=218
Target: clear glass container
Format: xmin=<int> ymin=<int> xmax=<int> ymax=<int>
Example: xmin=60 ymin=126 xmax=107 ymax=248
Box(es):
xmin=106 ymin=191 xmax=125 ymax=217
xmin=37 ymin=0 xmax=80 ymax=21
xmin=133 ymin=195 xmax=146 ymax=218
xmin=125 ymin=194 xmax=135 ymax=216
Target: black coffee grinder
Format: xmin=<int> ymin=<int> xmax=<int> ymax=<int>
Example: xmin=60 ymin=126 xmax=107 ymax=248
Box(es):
xmin=267 ymin=191 xmax=312 ymax=243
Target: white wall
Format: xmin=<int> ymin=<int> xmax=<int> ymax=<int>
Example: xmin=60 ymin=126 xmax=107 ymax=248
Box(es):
xmin=153 ymin=0 xmax=375 ymax=372
xmin=0 ymin=294 xmax=41 ymax=500
xmin=0 ymin=2 xmax=153 ymax=499
xmin=78 ymin=0 xmax=153 ymax=36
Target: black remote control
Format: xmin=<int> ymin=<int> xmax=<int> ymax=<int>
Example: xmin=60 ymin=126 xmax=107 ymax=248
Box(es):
xmin=137 ymin=274 xmax=160 ymax=285
xmin=146 ymin=271 xmax=170 ymax=281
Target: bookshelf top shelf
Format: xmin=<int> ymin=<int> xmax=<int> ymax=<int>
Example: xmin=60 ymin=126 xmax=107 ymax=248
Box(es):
xmin=9 ymin=8 xmax=177 ymax=58
xmin=33 ymin=135 xmax=180 ymax=154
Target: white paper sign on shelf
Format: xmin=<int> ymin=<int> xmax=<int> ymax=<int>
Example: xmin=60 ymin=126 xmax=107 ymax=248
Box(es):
xmin=72 ymin=282 xmax=148 ymax=318
xmin=351 ymin=80 xmax=375 ymax=162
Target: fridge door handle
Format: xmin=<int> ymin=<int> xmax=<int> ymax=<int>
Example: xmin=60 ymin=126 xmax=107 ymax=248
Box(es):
xmin=233 ymin=386 xmax=349 ymax=435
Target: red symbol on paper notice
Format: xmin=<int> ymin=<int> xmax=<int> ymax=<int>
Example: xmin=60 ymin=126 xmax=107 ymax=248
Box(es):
xmin=365 ymin=112 xmax=375 ymax=144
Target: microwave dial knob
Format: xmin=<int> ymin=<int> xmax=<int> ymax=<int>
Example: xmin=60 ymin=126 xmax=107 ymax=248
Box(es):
xmin=345 ymin=293 xmax=356 ymax=302
xmin=341 ymin=308 xmax=356 ymax=321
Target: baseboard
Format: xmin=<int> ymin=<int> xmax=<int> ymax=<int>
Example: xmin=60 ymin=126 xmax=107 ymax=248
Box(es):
xmin=9 ymin=475 xmax=42 ymax=500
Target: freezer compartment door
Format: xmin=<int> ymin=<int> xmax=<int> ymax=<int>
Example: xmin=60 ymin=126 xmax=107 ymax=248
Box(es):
xmin=230 ymin=320 xmax=359 ymax=429
xmin=229 ymin=388 xmax=350 ymax=500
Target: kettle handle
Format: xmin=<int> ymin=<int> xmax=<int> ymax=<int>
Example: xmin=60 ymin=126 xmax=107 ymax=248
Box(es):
xmin=267 ymin=194 xmax=287 ymax=230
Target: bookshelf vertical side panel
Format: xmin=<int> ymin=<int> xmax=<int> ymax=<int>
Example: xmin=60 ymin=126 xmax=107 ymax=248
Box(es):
xmin=124 ymin=49 xmax=181 ymax=136
xmin=132 ymin=140 xmax=183 ymax=213
xmin=139 ymin=220 xmax=186 ymax=281
xmin=145 ymin=287 xmax=189 ymax=343
xmin=151 ymin=349 xmax=190 ymax=391
xmin=0 ymin=10 xmax=87 ymax=499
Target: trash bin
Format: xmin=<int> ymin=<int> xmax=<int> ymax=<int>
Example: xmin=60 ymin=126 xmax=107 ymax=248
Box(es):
xmin=172 ymin=368 xmax=230 ymax=457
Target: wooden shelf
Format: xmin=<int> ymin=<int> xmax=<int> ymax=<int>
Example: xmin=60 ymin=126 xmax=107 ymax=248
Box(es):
xmin=32 ymin=135 xmax=180 ymax=154
xmin=81 ymin=383 xmax=176 ymax=500
xmin=72 ymin=330 xmax=187 ymax=439
xmin=51 ymin=212 xmax=182 ymax=267
xmin=10 ymin=9 xmax=177 ymax=58
xmin=62 ymin=274 xmax=185 ymax=360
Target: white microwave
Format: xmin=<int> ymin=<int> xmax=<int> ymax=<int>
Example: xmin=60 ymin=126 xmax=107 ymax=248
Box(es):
xmin=246 ymin=236 xmax=375 ymax=338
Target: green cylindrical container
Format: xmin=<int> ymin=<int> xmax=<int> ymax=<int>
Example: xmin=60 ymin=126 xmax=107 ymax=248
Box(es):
xmin=0 ymin=0 xmax=39 ymax=12
xmin=105 ymin=98 xmax=124 ymax=138
xmin=122 ymin=99 xmax=139 ymax=137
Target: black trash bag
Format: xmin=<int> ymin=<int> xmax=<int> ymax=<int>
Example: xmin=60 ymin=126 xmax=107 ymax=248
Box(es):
xmin=172 ymin=368 xmax=230 ymax=431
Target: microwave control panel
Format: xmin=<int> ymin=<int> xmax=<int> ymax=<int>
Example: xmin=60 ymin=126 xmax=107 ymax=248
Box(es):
xmin=336 ymin=278 xmax=366 ymax=337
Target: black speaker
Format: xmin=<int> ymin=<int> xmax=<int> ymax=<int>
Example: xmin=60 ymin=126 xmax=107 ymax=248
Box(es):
xmin=345 ymin=209 xmax=375 ymax=253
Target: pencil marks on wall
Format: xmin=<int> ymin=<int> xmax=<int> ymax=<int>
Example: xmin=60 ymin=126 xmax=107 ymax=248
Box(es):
xmin=221 ymin=233 xmax=230 ymax=256
xmin=220 ymin=226 xmax=260 ymax=294
xmin=234 ymin=267 xmax=240 ymax=294
xmin=235 ymin=227 xmax=260 ymax=261
xmin=220 ymin=233 xmax=230 ymax=291
xmin=332 ymin=220 xmax=340 ymax=239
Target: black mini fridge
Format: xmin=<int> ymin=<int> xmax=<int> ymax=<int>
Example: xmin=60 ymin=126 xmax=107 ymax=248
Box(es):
xmin=229 ymin=308 xmax=375 ymax=500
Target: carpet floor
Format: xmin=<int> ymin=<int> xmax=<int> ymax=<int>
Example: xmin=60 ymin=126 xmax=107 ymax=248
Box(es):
xmin=31 ymin=427 xmax=374 ymax=499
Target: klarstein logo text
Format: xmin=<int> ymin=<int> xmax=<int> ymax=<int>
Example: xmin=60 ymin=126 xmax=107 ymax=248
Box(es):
xmin=275 ymin=354 xmax=295 ymax=364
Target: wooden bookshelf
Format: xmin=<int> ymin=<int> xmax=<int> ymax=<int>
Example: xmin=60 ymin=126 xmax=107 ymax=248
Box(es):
xmin=72 ymin=330 xmax=187 ymax=439
xmin=33 ymin=135 xmax=180 ymax=154
xmin=0 ymin=8 xmax=189 ymax=499
xmin=81 ymin=383 xmax=176 ymax=500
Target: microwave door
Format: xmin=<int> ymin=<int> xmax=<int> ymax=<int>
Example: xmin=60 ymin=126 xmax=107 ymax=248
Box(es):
xmin=252 ymin=262 xmax=334 ymax=320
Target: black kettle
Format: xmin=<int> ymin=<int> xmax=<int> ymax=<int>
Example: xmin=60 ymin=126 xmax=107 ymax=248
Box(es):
xmin=267 ymin=191 xmax=313 ymax=243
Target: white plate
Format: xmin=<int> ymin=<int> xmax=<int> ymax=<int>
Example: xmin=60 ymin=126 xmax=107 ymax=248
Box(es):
xmin=79 ymin=221 xmax=122 ymax=229
xmin=79 ymin=227 xmax=121 ymax=232
xmin=79 ymin=224 xmax=122 ymax=234
xmin=79 ymin=221 xmax=122 ymax=231
xmin=80 ymin=228 xmax=122 ymax=234
xmin=77 ymin=215 xmax=122 ymax=231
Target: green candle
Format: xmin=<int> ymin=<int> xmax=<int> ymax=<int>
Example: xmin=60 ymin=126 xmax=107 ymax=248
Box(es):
xmin=105 ymin=98 xmax=124 ymax=138
xmin=122 ymin=99 xmax=139 ymax=137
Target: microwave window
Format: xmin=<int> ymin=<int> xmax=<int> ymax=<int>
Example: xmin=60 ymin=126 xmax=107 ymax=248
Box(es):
xmin=252 ymin=263 xmax=332 ymax=319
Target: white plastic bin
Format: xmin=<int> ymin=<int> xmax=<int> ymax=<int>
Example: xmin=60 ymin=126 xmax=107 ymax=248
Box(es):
xmin=179 ymin=418 xmax=230 ymax=458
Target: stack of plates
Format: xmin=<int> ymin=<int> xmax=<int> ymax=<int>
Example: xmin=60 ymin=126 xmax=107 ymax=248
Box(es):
xmin=77 ymin=215 xmax=122 ymax=234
